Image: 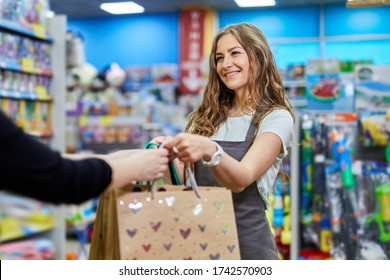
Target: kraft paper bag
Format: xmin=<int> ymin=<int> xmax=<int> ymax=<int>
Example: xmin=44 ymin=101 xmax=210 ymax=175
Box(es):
xmin=88 ymin=187 xmax=121 ymax=260
xmin=89 ymin=183 xmax=241 ymax=260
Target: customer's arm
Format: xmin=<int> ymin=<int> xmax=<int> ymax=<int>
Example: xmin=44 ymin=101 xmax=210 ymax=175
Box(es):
xmin=0 ymin=111 xmax=111 ymax=204
xmin=0 ymin=111 xmax=168 ymax=204
xmin=62 ymin=149 xmax=142 ymax=161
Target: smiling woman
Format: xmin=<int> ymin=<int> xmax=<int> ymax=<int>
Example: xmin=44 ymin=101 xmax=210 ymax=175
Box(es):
xmin=151 ymin=23 xmax=295 ymax=260
xmin=215 ymin=34 xmax=251 ymax=104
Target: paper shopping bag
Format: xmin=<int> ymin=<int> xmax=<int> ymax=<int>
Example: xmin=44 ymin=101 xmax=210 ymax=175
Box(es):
xmin=88 ymin=187 xmax=121 ymax=260
xmin=89 ymin=183 xmax=241 ymax=260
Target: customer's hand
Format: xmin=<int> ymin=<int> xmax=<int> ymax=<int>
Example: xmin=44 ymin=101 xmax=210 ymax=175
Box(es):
xmin=127 ymin=149 xmax=169 ymax=182
xmin=149 ymin=136 xmax=176 ymax=161
xmin=106 ymin=149 xmax=142 ymax=159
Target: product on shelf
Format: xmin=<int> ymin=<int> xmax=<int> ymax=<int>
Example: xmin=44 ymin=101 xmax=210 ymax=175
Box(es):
xmin=1 ymin=2 xmax=66 ymax=259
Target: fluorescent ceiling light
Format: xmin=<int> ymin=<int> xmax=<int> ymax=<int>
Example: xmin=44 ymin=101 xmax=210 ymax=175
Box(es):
xmin=100 ymin=1 xmax=145 ymax=15
xmin=234 ymin=0 xmax=276 ymax=7
xmin=346 ymin=0 xmax=390 ymax=8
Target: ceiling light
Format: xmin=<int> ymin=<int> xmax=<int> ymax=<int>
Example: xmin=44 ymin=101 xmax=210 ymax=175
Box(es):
xmin=234 ymin=0 xmax=276 ymax=7
xmin=346 ymin=0 xmax=390 ymax=8
xmin=100 ymin=1 xmax=145 ymax=15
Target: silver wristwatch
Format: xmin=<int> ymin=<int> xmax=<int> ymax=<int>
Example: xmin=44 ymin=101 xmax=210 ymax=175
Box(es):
xmin=202 ymin=142 xmax=224 ymax=167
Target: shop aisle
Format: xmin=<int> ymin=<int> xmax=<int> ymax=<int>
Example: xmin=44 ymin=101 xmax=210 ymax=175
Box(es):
xmin=66 ymin=238 xmax=91 ymax=260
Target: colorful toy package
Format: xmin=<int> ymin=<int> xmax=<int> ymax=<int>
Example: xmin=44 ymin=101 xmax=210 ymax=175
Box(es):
xmin=355 ymin=65 xmax=390 ymax=110
xmin=305 ymin=59 xmax=354 ymax=112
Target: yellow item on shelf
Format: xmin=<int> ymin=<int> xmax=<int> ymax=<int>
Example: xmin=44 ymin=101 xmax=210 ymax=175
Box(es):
xmin=281 ymin=195 xmax=292 ymax=245
xmin=320 ymin=228 xmax=332 ymax=253
xmin=0 ymin=217 xmax=23 ymax=241
xmin=26 ymin=211 xmax=54 ymax=226
xmin=266 ymin=195 xmax=276 ymax=236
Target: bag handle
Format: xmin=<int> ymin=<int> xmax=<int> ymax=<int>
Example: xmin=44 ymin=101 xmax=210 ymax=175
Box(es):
xmin=145 ymin=141 xmax=201 ymax=199
xmin=184 ymin=162 xmax=201 ymax=199
xmin=144 ymin=142 xmax=181 ymax=185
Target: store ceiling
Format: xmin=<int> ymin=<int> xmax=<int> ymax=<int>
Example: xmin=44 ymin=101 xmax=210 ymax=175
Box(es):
xmin=50 ymin=0 xmax=348 ymax=18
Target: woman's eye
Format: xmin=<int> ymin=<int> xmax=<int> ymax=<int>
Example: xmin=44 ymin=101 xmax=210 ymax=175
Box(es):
xmin=232 ymin=51 xmax=240 ymax=55
xmin=215 ymin=56 xmax=223 ymax=62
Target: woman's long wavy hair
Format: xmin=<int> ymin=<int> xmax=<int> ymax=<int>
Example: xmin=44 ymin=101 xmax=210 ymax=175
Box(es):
xmin=185 ymin=23 xmax=295 ymax=136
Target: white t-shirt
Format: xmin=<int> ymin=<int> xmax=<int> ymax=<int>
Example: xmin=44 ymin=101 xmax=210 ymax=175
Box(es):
xmin=211 ymin=109 xmax=294 ymax=210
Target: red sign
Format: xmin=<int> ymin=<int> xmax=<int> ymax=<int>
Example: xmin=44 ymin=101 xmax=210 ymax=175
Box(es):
xmin=179 ymin=9 xmax=206 ymax=94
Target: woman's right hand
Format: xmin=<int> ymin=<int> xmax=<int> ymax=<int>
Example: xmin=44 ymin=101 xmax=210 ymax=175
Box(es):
xmin=149 ymin=136 xmax=171 ymax=147
xmin=149 ymin=136 xmax=176 ymax=161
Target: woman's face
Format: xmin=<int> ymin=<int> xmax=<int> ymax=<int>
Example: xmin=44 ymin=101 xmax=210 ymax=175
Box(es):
xmin=215 ymin=33 xmax=250 ymax=96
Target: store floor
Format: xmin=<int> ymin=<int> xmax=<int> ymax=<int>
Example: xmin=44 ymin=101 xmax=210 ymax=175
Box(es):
xmin=66 ymin=238 xmax=91 ymax=260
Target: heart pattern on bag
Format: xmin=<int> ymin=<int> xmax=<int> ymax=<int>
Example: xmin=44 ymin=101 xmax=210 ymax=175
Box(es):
xmin=129 ymin=202 xmax=143 ymax=215
xmin=198 ymin=224 xmax=206 ymax=232
xmin=180 ymin=228 xmax=191 ymax=239
xmin=221 ymin=224 xmax=230 ymax=235
xmin=142 ymin=244 xmax=151 ymax=252
xmin=150 ymin=221 xmax=161 ymax=232
xmin=213 ymin=200 xmax=224 ymax=212
xmin=164 ymin=196 xmax=175 ymax=207
xmin=126 ymin=229 xmax=137 ymax=238
xmin=173 ymin=214 xmax=180 ymax=222
xmin=228 ymin=245 xmax=236 ymax=253
xmin=192 ymin=203 xmax=203 ymax=216
xmin=164 ymin=243 xmax=172 ymax=251
xmin=116 ymin=189 xmax=240 ymax=260
xmin=199 ymin=243 xmax=208 ymax=250
xmin=209 ymin=253 xmax=220 ymax=260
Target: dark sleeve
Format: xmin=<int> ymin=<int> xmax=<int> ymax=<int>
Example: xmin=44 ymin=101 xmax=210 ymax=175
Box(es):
xmin=0 ymin=111 xmax=112 ymax=204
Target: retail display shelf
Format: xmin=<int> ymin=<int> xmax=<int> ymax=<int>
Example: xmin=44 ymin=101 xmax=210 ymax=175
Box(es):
xmin=0 ymin=219 xmax=55 ymax=243
xmin=0 ymin=19 xmax=53 ymax=42
xmin=0 ymin=61 xmax=53 ymax=77
xmin=0 ymin=89 xmax=52 ymax=101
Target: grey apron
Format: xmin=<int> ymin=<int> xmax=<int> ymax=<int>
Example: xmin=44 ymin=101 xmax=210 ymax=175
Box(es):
xmin=194 ymin=123 xmax=279 ymax=260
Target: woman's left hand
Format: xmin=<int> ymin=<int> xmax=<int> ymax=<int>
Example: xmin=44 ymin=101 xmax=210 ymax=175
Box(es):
xmin=164 ymin=133 xmax=216 ymax=163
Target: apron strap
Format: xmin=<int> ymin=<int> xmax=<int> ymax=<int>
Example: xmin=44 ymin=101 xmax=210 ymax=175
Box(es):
xmin=245 ymin=112 xmax=258 ymax=141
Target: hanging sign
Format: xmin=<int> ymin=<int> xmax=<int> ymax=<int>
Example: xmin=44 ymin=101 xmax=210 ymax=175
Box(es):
xmin=179 ymin=9 xmax=207 ymax=94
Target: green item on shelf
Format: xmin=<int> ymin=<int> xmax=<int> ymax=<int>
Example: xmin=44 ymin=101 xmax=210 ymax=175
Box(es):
xmin=366 ymin=183 xmax=390 ymax=243
xmin=385 ymin=146 xmax=390 ymax=163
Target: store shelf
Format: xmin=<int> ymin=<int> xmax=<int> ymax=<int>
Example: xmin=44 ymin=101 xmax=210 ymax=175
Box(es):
xmin=0 ymin=89 xmax=52 ymax=101
xmin=0 ymin=19 xmax=53 ymax=42
xmin=0 ymin=220 xmax=55 ymax=243
xmin=0 ymin=15 xmax=67 ymax=260
xmin=0 ymin=61 xmax=53 ymax=77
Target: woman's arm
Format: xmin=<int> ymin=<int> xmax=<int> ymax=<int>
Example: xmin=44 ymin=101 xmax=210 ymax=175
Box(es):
xmin=212 ymin=133 xmax=282 ymax=191
xmin=164 ymin=110 xmax=293 ymax=192
xmin=165 ymin=132 xmax=281 ymax=192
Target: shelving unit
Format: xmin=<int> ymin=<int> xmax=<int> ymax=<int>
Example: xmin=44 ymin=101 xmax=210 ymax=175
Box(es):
xmin=284 ymin=59 xmax=390 ymax=260
xmin=0 ymin=15 xmax=67 ymax=260
xmin=290 ymin=119 xmax=301 ymax=260
xmin=47 ymin=15 xmax=67 ymax=260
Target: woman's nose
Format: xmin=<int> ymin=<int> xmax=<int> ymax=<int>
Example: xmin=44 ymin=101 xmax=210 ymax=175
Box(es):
xmin=222 ymin=56 xmax=233 ymax=68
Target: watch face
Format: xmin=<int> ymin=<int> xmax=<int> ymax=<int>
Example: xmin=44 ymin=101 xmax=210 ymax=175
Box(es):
xmin=202 ymin=142 xmax=223 ymax=167
xmin=213 ymin=154 xmax=222 ymax=165
xmin=208 ymin=151 xmax=222 ymax=167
